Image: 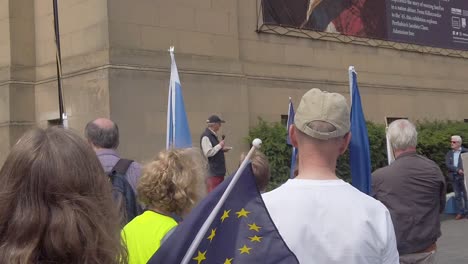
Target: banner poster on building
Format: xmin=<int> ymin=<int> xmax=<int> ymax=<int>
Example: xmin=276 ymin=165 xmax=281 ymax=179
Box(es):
xmin=262 ymin=0 xmax=468 ymax=51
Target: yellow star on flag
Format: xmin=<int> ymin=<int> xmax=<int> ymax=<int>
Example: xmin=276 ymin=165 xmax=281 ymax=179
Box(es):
xmin=248 ymin=223 xmax=261 ymax=232
xmin=207 ymin=228 xmax=216 ymax=242
xmin=193 ymin=250 xmax=207 ymax=264
xmin=221 ymin=209 xmax=231 ymax=222
xmin=238 ymin=244 xmax=252 ymax=254
xmin=236 ymin=208 xmax=250 ymax=218
xmin=224 ymin=258 xmax=234 ymax=264
xmin=249 ymin=235 xmax=262 ymax=242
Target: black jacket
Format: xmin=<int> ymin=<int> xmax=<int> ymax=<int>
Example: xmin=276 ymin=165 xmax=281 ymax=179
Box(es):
xmin=200 ymin=128 xmax=226 ymax=176
xmin=445 ymin=147 xmax=468 ymax=174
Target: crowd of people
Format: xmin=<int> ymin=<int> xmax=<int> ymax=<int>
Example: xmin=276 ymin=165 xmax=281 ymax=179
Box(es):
xmin=0 ymin=87 xmax=462 ymax=263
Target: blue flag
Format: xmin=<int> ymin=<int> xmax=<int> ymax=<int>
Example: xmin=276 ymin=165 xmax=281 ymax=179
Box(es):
xmin=349 ymin=67 xmax=372 ymax=195
xmin=286 ymin=98 xmax=297 ymax=178
xmin=166 ymin=47 xmax=192 ymax=149
xmin=148 ymin=164 xmax=299 ymax=264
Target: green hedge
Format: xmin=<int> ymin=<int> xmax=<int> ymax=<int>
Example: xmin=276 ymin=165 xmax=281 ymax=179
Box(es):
xmin=247 ymin=119 xmax=468 ymax=190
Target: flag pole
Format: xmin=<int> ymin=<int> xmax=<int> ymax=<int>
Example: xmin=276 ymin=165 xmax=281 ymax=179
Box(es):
xmin=181 ymin=138 xmax=263 ymax=264
xmin=166 ymin=46 xmax=175 ymax=149
xmin=52 ymin=0 xmax=66 ymax=126
xmin=348 ymin=66 xmax=355 ymax=104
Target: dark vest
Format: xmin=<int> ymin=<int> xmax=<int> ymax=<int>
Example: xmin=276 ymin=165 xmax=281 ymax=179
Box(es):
xmin=200 ymin=128 xmax=226 ymax=176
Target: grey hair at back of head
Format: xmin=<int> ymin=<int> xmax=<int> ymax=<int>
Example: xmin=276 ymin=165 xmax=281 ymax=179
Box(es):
xmin=387 ymin=119 xmax=418 ymax=150
xmin=84 ymin=121 xmax=119 ymax=149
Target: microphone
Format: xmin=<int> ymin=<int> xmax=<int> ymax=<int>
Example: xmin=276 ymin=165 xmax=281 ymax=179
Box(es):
xmin=222 ymin=135 xmax=225 ymax=140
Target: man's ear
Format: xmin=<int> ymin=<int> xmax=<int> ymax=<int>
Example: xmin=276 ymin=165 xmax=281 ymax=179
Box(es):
xmin=339 ymin=132 xmax=351 ymax=155
xmin=289 ymin=125 xmax=299 ymax=148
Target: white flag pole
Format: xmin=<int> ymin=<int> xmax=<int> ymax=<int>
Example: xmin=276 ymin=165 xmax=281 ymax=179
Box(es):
xmin=348 ymin=66 xmax=355 ymax=105
xmin=385 ymin=117 xmax=395 ymax=164
xmin=181 ymin=138 xmax=263 ymax=264
xmin=166 ymin=46 xmax=175 ymax=149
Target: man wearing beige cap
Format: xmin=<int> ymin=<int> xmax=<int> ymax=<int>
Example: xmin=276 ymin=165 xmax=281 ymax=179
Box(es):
xmin=262 ymin=88 xmax=399 ymax=263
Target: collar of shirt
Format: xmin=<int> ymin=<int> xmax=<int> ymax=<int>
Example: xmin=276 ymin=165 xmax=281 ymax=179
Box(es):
xmin=208 ymin=127 xmax=217 ymax=136
xmin=95 ymin=148 xmax=120 ymax=158
xmin=395 ymin=150 xmax=417 ymax=160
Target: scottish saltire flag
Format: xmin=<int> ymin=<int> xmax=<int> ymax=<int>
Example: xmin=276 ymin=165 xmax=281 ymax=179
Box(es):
xmin=166 ymin=46 xmax=192 ymax=149
xmin=148 ymin=164 xmax=299 ymax=264
xmin=286 ymin=98 xmax=298 ymax=178
xmin=348 ymin=66 xmax=372 ymax=195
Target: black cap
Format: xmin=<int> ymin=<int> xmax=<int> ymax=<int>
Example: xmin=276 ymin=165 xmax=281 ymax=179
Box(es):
xmin=206 ymin=115 xmax=225 ymax=124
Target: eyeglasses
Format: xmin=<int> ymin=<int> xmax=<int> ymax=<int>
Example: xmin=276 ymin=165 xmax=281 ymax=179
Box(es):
xmin=451 ymin=141 xmax=459 ymax=143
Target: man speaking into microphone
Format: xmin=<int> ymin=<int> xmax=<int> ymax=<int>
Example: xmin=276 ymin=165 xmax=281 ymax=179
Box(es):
xmin=200 ymin=115 xmax=231 ymax=192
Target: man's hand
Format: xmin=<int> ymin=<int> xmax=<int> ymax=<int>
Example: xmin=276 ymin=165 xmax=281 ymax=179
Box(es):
xmin=219 ymin=140 xmax=225 ymax=148
xmin=223 ymin=146 xmax=232 ymax=152
xmin=458 ymin=169 xmax=464 ymax=176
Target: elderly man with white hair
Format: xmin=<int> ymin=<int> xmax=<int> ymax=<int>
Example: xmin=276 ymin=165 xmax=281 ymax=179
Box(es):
xmin=445 ymin=134 xmax=468 ymax=220
xmin=373 ymin=119 xmax=446 ymax=264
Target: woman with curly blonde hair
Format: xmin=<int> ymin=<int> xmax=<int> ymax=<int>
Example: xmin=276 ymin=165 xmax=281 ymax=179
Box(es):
xmin=0 ymin=127 xmax=127 ymax=264
xmin=122 ymin=148 xmax=207 ymax=264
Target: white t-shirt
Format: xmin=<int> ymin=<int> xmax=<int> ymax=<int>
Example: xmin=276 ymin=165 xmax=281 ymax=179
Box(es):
xmin=262 ymin=179 xmax=399 ymax=264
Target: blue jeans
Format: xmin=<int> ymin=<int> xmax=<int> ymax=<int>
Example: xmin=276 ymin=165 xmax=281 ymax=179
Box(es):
xmin=452 ymin=173 xmax=468 ymax=215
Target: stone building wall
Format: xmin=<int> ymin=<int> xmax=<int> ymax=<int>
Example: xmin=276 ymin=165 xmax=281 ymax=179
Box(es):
xmin=1 ymin=0 xmax=467 ymax=170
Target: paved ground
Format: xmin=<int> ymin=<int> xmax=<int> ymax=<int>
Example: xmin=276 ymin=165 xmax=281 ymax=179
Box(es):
xmin=436 ymin=214 xmax=468 ymax=263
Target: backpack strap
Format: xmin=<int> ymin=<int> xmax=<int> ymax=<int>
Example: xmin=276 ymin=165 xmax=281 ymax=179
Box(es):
xmin=111 ymin=159 xmax=134 ymax=175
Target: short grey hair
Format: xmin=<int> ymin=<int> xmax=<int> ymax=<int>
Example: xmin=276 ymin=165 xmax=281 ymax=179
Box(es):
xmin=387 ymin=119 xmax=417 ymax=150
xmin=84 ymin=121 xmax=119 ymax=149
xmin=451 ymin=135 xmax=462 ymax=143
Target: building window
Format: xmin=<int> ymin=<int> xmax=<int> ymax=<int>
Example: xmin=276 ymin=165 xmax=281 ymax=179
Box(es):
xmin=47 ymin=118 xmax=61 ymax=127
xmin=281 ymin=115 xmax=288 ymax=126
xmin=385 ymin=117 xmax=408 ymax=126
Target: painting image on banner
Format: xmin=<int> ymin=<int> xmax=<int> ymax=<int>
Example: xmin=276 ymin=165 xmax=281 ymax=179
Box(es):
xmin=261 ymin=0 xmax=468 ymax=51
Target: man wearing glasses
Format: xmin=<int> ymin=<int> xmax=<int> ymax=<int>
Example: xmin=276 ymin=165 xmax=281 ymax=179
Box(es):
xmin=445 ymin=135 xmax=468 ymax=220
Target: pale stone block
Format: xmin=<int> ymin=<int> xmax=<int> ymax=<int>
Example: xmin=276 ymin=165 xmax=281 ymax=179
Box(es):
xmin=70 ymin=22 xmax=109 ymax=55
xmin=178 ymin=31 xmax=215 ymax=56
xmin=195 ymin=9 xmax=230 ymax=35
xmin=0 ymin=43 xmax=10 ymax=68
xmin=109 ymin=21 xmax=141 ymax=49
xmin=211 ymin=0 xmax=237 ymax=12
xmin=212 ymin=35 xmax=239 ymax=59
xmin=34 ymin=14 xmax=54 ymax=42
xmin=239 ymin=40 xmax=285 ymax=64
xmin=109 ymin=0 xmax=158 ymax=26
xmin=35 ymin=82 xmax=60 ymax=122
xmin=0 ymin=0 xmax=8 ymax=19
xmin=9 ymin=0 xmax=33 ymax=19
xmin=0 ymin=126 xmax=10 ymax=166
xmin=9 ymin=18 xmax=35 ymax=66
xmin=35 ymin=38 xmax=56 ymax=66
xmin=34 ymin=0 xmax=53 ymax=17
xmin=61 ymin=50 xmax=109 ymax=77
xmin=140 ymin=26 xmax=178 ymax=51
xmin=59 ymin=0 xmax=107 ymax=35
xmin=0 ymin=84 xmax=10 ymax=122
xmin=159 ymin=5 xmax=195 ymax=31
xmin=10 ymin=83 xmax=35 ymax=121
xmin=156 ymin=0 xmax=211 ymax=10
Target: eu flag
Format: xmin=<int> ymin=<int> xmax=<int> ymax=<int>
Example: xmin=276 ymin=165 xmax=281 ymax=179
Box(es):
xmin=166 ymin=46 xmax=192 ymax=149
xmin=286 ymin=98 xmax=298 ymax=178
xmin=148 ymin=164 xmax=299 ymax=264
xmin=349 ymin=67 xmax=372 ymax=195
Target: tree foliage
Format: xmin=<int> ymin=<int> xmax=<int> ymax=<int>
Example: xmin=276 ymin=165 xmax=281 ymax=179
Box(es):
xmin=247 ymin=119 xmax=468 ymax=191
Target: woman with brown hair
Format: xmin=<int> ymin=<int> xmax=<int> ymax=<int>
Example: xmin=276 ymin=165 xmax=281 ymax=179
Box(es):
xmin=0 ymin=127 xmax=127 ymax=264
xmin=122 ymin=148 xmax=207 ymax=264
